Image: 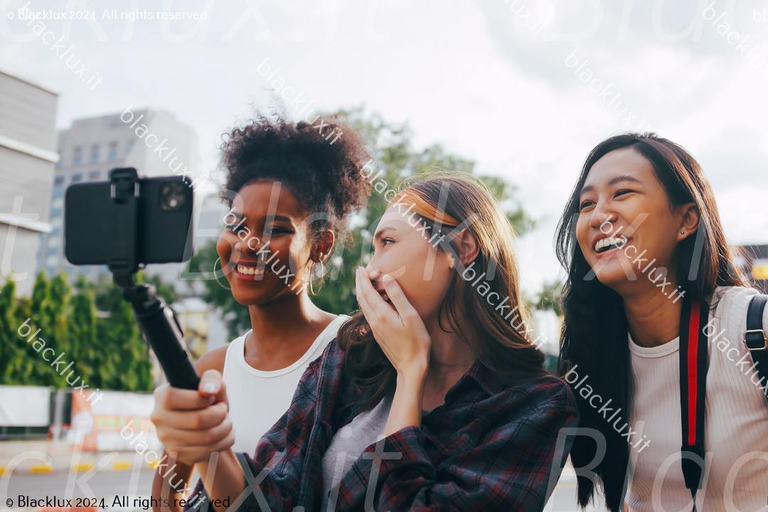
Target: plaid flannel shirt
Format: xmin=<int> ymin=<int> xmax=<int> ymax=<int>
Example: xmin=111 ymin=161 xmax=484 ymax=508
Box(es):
xmin=186 ymin=340 xmax=578 ymax=511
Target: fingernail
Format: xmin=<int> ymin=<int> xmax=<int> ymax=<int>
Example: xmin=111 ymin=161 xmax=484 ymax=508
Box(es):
xmin=202 ymin=382 xmax=216 ymax=393
xmin=383 ymin=274 xmax=393 ymax=282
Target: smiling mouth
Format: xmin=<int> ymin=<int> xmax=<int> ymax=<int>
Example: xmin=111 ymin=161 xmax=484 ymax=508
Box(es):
xmin=594 ymin=236 xmax=630 ymax=254
xmin=234 ymin=263 xmax=266 ymax=281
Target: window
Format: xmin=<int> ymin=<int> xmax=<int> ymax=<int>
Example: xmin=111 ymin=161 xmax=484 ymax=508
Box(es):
xmin=90 ymin=144 xmax=100 ymax=163
xmin=89 ymin=170 xmax=101 ymax=181
xmin=108 ymin=141 xmax=119 ymax=161
xmin=71 ymin=173 xmax=82 ymax=183
xmin=72 ymin=146 xmax=83 ymax=166
xmin=52 ymin=186 xmax=64 ymax=198
xmin=52 ymin=196 xmax=63 ymax=209
xmin=47 ymin=246 xmax=58 ymax=256
xmin=54 ymin=175 xmax=65 ymax=186
xmin=125 ymin=139 xmax=135 ymax=155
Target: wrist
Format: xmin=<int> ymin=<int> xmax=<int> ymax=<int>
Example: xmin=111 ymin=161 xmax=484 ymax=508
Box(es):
xmin=397 ymin=363 xmax=427 ymax=386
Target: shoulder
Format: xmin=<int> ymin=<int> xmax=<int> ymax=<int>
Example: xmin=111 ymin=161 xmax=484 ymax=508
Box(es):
xmin=304 ymin=338 xmax=346 ymax=376
xmin=712 ymin=285 xmax=766 ymax=330
xmin=502 ymin=373 xmax=580 ymax=423
xmin=194 ymin=345 xmax=228 ymax=374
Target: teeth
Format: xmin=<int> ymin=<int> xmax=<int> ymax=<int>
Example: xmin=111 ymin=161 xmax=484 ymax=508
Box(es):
xmin=595 ymin=236 xmax=628 ymax=253
xmin=237 ymin=265 xmax=265 ymax=276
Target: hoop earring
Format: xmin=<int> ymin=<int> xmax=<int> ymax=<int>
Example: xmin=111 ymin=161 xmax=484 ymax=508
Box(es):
xmin=213 ymin=258 xmax=231 ymax=290
xmin=309 ymin=260 xmax=325 ymax=295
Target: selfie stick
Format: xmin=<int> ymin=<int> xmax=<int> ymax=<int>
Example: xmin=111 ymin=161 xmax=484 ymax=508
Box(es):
xmin=107 ymin=168 xmax=201 ymax=390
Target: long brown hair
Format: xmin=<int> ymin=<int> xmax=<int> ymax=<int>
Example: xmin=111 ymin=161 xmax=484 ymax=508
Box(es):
xmin=338 ymin=174 xmax=547 ymax=409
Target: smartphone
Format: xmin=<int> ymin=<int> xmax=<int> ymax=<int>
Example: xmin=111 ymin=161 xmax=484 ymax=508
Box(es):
xmin=64 ymin=170 xmax=194 ymax=266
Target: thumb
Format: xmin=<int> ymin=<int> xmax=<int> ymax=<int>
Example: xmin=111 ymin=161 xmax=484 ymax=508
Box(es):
xmin=198 ymin=369 xmax=228 ymax=407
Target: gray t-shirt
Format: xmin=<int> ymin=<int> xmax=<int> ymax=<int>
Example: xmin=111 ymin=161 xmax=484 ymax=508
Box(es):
xmin=320 ymin=394 xmax=393 ymax=510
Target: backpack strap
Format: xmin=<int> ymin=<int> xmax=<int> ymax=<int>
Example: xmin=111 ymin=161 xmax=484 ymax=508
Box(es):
xmin=744 ymin=294 xmax=768 ymax=406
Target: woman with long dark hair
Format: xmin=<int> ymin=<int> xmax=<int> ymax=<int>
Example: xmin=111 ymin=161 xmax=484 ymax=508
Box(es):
xmin=556 ymin=133 xmax=768 ymax=511
xmin=162 ymin=174 xmax=578 ymax=511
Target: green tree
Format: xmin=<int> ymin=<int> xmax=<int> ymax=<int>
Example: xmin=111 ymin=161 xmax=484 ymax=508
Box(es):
xmin=535 ymin=279 xmax=564 ymax=316
xmin=0 ymin=278 xmax=17 ymax=382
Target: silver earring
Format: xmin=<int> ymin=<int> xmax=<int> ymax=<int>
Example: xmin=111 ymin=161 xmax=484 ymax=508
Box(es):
xmin=680 ymin=230 xmax=685 ymax=235
xmin=213 ymin=258 xmax=231 ymax=290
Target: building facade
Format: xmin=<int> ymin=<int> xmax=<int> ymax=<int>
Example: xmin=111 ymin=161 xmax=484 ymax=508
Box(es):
xmin=0 ymin=70 xmax=58 ymax=297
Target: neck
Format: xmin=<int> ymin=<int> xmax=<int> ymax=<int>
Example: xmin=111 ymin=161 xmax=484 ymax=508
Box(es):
xmin=247 ymin=291 xmax=330 ymax=356
xmin=423 ymin=317 xmax=477 ymax=379
xmin=622 ymin=281 xmax=683 ymax=348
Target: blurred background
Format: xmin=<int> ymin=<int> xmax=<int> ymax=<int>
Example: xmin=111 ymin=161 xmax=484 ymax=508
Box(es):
xmin=1 ymin=0 xmax=767 ymax=510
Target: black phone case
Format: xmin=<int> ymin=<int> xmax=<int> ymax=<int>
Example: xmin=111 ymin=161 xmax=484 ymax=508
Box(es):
xmin=64 ymin=175 xmax=194 ymax=266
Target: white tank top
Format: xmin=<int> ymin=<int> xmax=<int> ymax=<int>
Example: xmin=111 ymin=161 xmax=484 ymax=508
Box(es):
xmin=222 ymin=315 xmax=349 ymax=455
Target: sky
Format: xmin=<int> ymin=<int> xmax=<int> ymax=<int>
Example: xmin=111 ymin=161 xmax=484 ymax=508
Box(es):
xmin=1 ymin=0 xmax=767 ymax=296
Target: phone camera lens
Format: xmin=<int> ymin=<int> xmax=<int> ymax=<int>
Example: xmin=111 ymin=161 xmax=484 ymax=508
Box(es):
xmin=160 ymin=182 xmax=186 ymax=211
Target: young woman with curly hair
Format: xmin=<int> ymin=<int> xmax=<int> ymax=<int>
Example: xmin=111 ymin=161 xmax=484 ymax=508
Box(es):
xmin=149 ymin=113 xmax=372 ymax=510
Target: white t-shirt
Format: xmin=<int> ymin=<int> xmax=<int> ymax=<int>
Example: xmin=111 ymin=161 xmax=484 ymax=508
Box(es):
xmin=222 ymin=315 xmax=348 ymax=455
xmin=626 ymin=286 xmax=768 ymax=512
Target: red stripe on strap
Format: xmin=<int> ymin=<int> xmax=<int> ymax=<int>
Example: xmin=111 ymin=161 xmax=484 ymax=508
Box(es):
xmin=687 ymin=304 xmax=701 ymax=446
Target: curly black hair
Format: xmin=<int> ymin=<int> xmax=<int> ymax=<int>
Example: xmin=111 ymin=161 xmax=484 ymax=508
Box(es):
xmin=220 ymin=113 xmax=372 ymax=243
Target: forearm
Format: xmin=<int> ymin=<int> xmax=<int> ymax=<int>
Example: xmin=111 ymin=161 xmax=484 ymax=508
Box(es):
xmin=195 ymin=449 xmax=246 ymax=511
xmin=384 ymin=371 xmax=425 ymax=437
xmin=151 ymin=451 xmax=193 ymax=512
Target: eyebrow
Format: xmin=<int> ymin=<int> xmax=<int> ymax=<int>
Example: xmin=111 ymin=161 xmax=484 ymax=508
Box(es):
xmin=373 ymin=226 xmax=397 ymax=241
xmin=580 ymin=174 xmax=643 ymax=196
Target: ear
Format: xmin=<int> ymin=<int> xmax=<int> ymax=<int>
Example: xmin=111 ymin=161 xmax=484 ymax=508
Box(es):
xmin=676 ymin=202 xmax=700 ymax=242
xmin=449 ymin=229 xmax=480 ymax=269
xmin=312 ymin=230 xmax=335 ymax=262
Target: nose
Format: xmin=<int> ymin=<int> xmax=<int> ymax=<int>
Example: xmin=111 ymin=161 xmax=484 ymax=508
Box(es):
xmin=233 ymin=234 xmax=262 ymax=255
xmin=365 ymin=265 xmax=382 ymax=280
xmin=588 ymin=203 xmax=618 ymax=232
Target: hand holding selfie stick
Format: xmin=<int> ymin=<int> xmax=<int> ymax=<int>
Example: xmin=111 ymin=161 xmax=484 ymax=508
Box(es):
xmin=107 ymin=168 xmax=200 ymax=390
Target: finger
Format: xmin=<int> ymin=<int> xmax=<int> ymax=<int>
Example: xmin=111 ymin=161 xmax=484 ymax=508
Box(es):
xmin=199 ymin=369 xmax=228 ymax=408
xmin=159 ymin=416 xmax=233 ymax=448
xmin=175 ymin=433 xmax=236 ymax=464
xmin=160 ymin=402 xmax=229 ymax=431
xmin=381 ymin=274 xmax=418 ymax=320
xmin=356 ymin=267 xmax=393 ymax=319
xmin=355 ymin=267 xmax=374 ymax=317
xmin=154 ymin=385 xmax=215 ymax=412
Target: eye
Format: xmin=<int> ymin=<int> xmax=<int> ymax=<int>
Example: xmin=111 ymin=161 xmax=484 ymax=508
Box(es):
xmin=226 ymin=224 xmax=246 ymax=234
xmin=266 ymin=226 xmax=291 ymax=236
xmin=579 ymin=200 xmax=596 ymax=212
xmin=615 ymin=189 xmax=634 ymax=198
xmin=381 ymin=238 xmax=395 ymax=247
